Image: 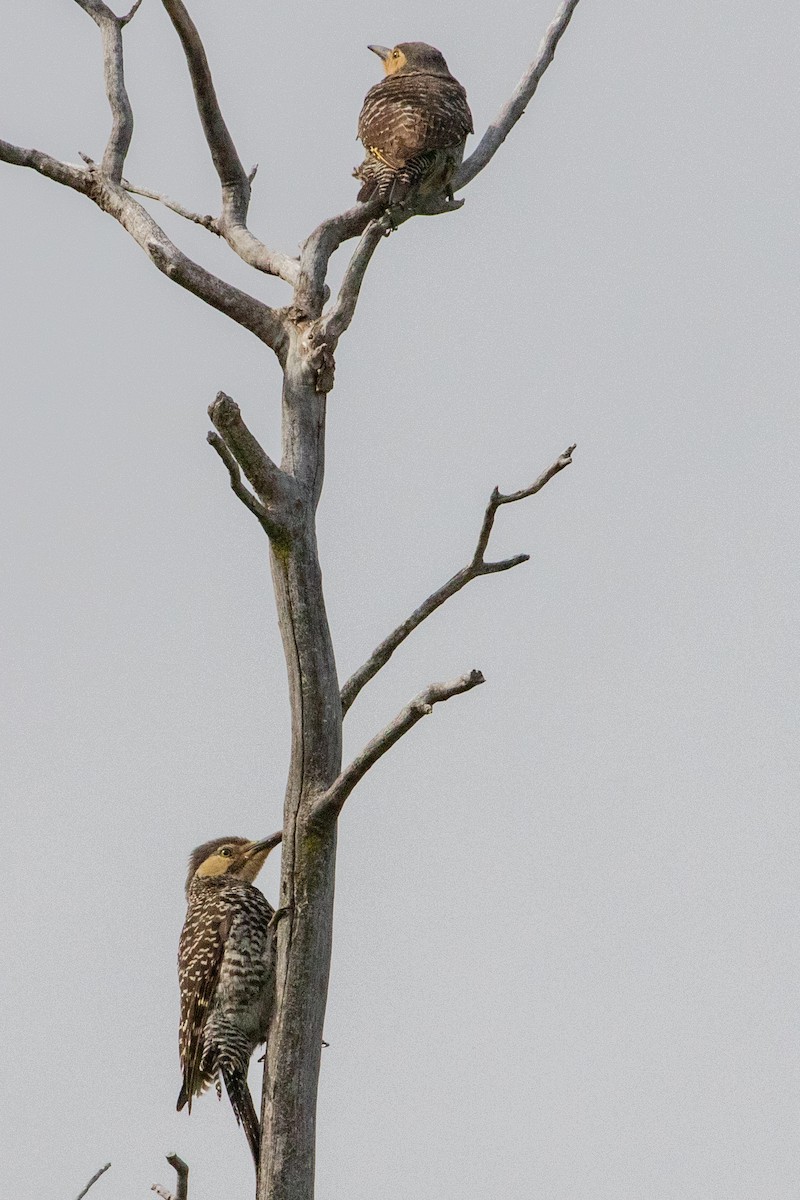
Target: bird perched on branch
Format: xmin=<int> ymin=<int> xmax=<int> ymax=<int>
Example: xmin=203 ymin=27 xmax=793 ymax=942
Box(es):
xmin=354 ymin=42 xmax=473 ymax=208
xmin=177 ymin=832 xmax=282 ymax=1169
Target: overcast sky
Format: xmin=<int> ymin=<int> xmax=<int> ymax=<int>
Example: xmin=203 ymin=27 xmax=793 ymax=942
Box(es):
xmin=1 ymin=2 xmax=798 ymax=1198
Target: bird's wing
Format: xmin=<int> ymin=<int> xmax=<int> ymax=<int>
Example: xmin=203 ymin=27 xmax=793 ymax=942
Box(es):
xmin=358 ymin=76 xmax=473 ymax=169
xmin=177 ymin=906 xmax=232 ymax=1110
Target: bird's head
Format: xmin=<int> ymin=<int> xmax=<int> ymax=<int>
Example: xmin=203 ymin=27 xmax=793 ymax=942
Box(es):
xmin=185 ymin=832 xmax=282 ymax=896
xmin=368 ymin=42 xmax=451 ymax=78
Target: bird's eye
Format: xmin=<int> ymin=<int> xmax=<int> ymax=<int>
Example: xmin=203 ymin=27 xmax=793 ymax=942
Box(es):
xmin=219 ymin=847 xmax=233 ymax=857
xmin=392 ymin=50 xmax=400 ymax=58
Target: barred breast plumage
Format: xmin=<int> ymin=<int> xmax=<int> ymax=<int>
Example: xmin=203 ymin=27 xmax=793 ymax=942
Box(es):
xmin=354 ymin=42 xmax=473 ymax=206
xmin=176 ymin=833 xmax=281 ymax=1170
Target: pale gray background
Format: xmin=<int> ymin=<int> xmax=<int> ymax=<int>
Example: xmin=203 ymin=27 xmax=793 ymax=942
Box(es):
xmin=1 ymin=1 xmax=797 ymax=1197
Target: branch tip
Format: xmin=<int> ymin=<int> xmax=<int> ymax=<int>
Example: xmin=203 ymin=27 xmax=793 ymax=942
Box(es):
xmin=208 ymin=390 xmax=239 ymax=427
xmin=120 ymin=0 xmax=143 ymax=24
xmin=152 ymin=1153 xmax=188 ymax=1200
xmin=315 ymin=669 xmax=485 ymax=824
xmin=75 ymin=1162 xmax=111 ymax=1200
xmin=342 ymin=445 xmax=574 ymax=715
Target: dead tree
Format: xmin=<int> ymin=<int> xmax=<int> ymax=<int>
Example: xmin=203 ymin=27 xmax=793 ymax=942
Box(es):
xmin=1 ymin=2 xmax=582 ymax=1198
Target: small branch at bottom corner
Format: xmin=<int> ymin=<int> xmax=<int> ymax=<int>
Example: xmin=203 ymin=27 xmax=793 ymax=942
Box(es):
xmin=75 ymin=1163 xmax=111 ymax=1200
xmin=312 ymin=670 xmax=485 ymax=825
xmin=152 ymin=1154 xmax=189 ymax=1200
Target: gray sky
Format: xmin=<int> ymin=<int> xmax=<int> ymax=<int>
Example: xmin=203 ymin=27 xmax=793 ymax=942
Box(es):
xmin=1 ymin=1 xmax=798 ymax=1197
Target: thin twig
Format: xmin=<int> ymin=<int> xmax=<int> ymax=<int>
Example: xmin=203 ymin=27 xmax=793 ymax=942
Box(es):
xmin=72 ymin=0 xmax=138 ymax=181
xmin=75 ymin=1162 xmax=111 ymax=1200
xmin=120 ymin=0 xmax=142 ymax=24
xmin=455 ymin=0 xmax=582 ymax=190
xmin=313 ymin=670 xmax=485 ymax=825
xmin=473 ymin=442 xmax=577 ymax=560
xmin=122 ymin=178 xmax=219 ymax=232
xmin=341 ymin=445 xmax=575 ymax=715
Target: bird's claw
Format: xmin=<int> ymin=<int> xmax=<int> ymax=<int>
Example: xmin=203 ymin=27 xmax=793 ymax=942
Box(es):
xmin=269 ymin=904 xmax=292 ymax=929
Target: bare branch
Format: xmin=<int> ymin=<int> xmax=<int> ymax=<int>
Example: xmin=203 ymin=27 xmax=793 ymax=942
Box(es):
xmin=294 ymin=200 xmax=382 ymax=320
xmin=313 ymin=670 xmax=485 ymax=825
xmin=474 ymin=442 xmax=577 ymax=561
xmin=159 ymin=0 xmax=299 ymax=287
xmin=167 ymin=1155 xmax=189 ymax=1200
xmin=120 ymin=0 xmax=142 ymax=25
xmin=318 ymin=217 xmax=389 ymax=343
xmin=122 ymin=178 xmax=219 ymax=232
xmin=207 ymin=430 xmax=285 ymax=538
xmin=152 ymin=1155 xmax=189 ymax=1200
xmin=75 ymin=1162 xmax=111 ymax=1200
xmin=455 ymin=0 xmax=582 ymax=190
xmin=159 ymin=0 xmax=247 ymax=197
xmin=72 ymin=0 xmax=138 ymax=181
xmin=341 ymin=445 xmax=575 ymax=715
xmin=208 ymin=392 xmax=298 ymax=540
xmin=0 ymin=141 xmax=287 ymax=352
xmin=0 ymin=139 xmax=87 ymax=188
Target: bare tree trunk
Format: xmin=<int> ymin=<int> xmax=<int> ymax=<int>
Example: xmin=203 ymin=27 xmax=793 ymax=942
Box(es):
xmin=260 ymin=338 xmax=341 ymax=1200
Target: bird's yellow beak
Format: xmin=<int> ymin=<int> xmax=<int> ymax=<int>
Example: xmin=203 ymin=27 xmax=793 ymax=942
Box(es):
xmin=368 ymin=45 xmax=391 ymax=61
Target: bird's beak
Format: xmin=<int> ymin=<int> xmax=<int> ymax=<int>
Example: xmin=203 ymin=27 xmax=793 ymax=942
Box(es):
xmin=368 ymin=45 xmax=391 ymax=61
xmin=242 ymin=831 xmax=283 ymax=859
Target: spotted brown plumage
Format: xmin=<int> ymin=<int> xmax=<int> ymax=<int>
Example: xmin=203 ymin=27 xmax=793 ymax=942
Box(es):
xmin=177 ymin=833 xmax=282 ymax=1169
xmin=354 ymin=42 xmax=473 ymax=206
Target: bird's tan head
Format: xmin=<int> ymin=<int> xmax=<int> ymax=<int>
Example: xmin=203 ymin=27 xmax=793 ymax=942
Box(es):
xmin=186 ymin=832 xmax=282 ymax=896
xmin=368 ymin=42 xmax=451 ymax=78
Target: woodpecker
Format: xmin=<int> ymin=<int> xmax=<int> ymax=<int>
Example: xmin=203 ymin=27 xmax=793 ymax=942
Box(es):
xmin=354 ymin=42 xmax=473 ymax=207
xmin=177 ymin=832 xmax=282 ymax=1169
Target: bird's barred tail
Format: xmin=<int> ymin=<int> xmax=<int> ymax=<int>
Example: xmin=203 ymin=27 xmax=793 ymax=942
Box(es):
xmin=222 ymin=1065 xmax=261 ymax=1169
xmin=355 ymin=151 xmax=441 ymax=205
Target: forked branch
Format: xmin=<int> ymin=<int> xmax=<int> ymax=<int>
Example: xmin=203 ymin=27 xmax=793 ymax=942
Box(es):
xmin=313 ymin=670 xmax=485 ymax=825
xmin=208 ymin=392 xmax=297 ymax=541
xmin=151 ymin=1154 xmax=189 ymax=1200
xmin=341 ymin=444 xmax=576 ymax=715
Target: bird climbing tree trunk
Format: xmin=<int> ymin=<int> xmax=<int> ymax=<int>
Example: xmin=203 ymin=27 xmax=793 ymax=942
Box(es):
xmin=1 ymin=2 xmax=583 ymax=1198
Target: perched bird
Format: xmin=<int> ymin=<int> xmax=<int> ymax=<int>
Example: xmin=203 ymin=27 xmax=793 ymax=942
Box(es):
xmin=354 ymin=42 xmax=473 ymax=207
xmin=177 ymin=832 xmax=282 ymax=1168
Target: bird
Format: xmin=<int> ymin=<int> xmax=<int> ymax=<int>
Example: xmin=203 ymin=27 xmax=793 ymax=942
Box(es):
xmin=354 ymin=42 xmax=473 ymax=208
xmin=176 ymin=832 xmax=282 ymax=1169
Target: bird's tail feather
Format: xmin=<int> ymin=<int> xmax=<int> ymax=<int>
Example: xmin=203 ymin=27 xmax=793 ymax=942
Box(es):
xmin=222 ymin=1066 xmax=261 ymax=1170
